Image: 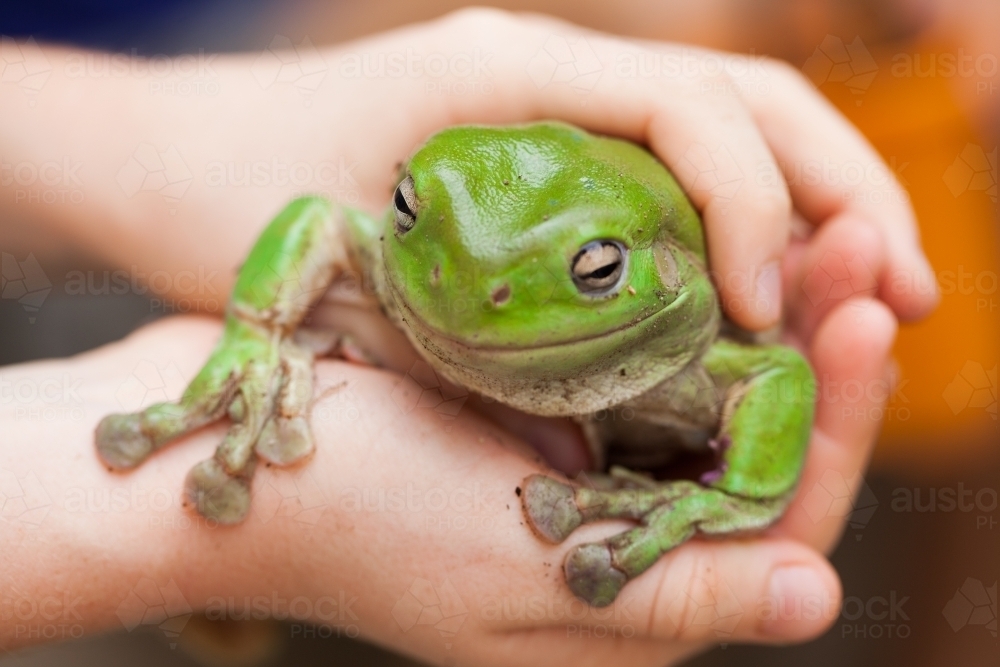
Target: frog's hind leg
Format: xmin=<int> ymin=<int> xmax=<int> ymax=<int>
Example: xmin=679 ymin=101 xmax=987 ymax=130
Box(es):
xmin=564 ymin=489 xmax=792 ymax=607
xmin=524 ymin=339 xmax=815 ymax=607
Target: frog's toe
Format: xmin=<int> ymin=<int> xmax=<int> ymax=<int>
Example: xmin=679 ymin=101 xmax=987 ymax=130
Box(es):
xmin=184 ymin=458 xmax=252 ymax=525
xmin=522 ymin=474 xmax=583 ymax=543
xmin=95 ymin=414 xmax=155 ymax=469
xmin=255 ymin=416 xmax=314 ymax=465
xmin=565 ymin=543 xmax=628 ymax=607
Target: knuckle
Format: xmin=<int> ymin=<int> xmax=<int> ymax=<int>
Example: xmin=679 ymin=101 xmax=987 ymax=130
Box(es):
xmin=742 ymin=184 xmax=792 ymax=224
xmin=689 ymin=51 xmax=735 ymax=84
xmin=762 ymin=56 xmax=812 ymax=89
xmin=442 ymin=5 xmax=517 ymax=31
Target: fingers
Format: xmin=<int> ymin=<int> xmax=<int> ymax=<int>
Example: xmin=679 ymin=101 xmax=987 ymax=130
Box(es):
xmin=772 ymin=297 xmax=898 ymax=553
xmin=645 ymin=92 xmax=791 ymax=330
xmin=483 ymin=529 xmax=841 ymax=647
xmin=783 ymin=214 xmax=885 ymax=344
xmin=428 ymin=11 xmax=792 ymax=330
xmin=560 ymin=45 xmax=794 ymax=331
xmin=24 ymin=316 xmax=847 ymax=666
xmin=425 ymin=9 xmax=935 ymax=329
xmin=636 ymin=537 xmax=840 ymax=643
xmin=291 ymin=358 xmax=841 ymax=663
xmin=742 ymin=60 xmax=938 ymax=321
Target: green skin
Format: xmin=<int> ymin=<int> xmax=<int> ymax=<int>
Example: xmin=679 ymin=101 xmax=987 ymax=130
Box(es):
xmin=95 ymin=122 xmax=815 ymax=607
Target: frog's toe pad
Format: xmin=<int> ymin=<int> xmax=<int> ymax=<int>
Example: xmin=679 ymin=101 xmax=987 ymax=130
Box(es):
xmin=565 ymin=543 xmax=627 ymax=607
xmin=184 ymin=459 xmax=251 ymax=525
xmin=95 ymin=414 xmax=154 ymax=469
xmin=522 ymin=474 xmax=582 ymax=543
xmin=255 ymin=416 xmax=314 ymax=465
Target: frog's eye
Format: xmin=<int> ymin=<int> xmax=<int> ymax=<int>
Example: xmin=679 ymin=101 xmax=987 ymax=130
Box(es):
xmin=393 ymin=175 xmax=417 ymax=233
xmin=571 ymin=241 xmax=626 ymax=294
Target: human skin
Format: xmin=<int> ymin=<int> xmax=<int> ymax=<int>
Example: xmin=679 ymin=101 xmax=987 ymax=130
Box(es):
xmin=0 ymin=8 xmax=927 ymax=666
xmin=1 ymin=9 xmax=936 ymax=331
xmin=1 ymin=295 xmax=895 ymax=666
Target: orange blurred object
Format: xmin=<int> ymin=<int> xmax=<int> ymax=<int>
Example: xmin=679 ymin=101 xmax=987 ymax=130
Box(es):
xmin=813 ymin=38 xmax=999 ymax=469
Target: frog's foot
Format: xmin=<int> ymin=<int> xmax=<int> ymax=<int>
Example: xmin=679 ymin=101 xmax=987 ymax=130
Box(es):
xmin=521 ymin=475 xmax=586 ymax=543
xmin=96 ymin=330 xmax=317 ymax=525
xmin=184 ymin=339 xmax=316 ymax=525
xmin=521 ymin=472 xmax=700 ymax=543
xmin=184 ymin=458 xmax=255 ymax=525
xmin=96 ymin=395 xmax=233 ymax=471
xmin=563 ymin=489 xmax=791 ymax=607
xmin=95 ymin=412 xmax=162 ymax=470
xmin=253 ymin=340 xmax=315 ymax=466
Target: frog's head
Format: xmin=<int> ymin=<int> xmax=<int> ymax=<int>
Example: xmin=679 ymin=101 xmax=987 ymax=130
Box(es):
xmin=381 ymin=123 xmax=719 ymax=416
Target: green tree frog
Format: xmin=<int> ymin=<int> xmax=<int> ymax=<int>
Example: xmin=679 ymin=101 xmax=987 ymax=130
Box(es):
xmin=95 ymin=122 xmax=815 ymax=607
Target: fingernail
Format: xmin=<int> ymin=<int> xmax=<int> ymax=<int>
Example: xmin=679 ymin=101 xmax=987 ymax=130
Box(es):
xmin=754 ymin=261 xmax=781 ymax=323
xmin=760 ymin=565 xmax=831 ymax=638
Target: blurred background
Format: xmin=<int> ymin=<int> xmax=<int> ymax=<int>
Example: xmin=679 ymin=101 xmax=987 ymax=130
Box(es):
xmin=1 ymin=0 xmax=997 ymax=665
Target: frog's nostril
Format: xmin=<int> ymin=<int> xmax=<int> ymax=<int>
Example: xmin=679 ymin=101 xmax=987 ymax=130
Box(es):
xmin=430 ymin=264 xmax=441 ymax=287
xmin=491 ymin=284 xmax=511 ymax=306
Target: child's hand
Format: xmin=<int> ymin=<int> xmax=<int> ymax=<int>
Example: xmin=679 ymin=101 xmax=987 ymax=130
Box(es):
xmin=0 ymin=9 xmax=934 ymax=665
xmin=0 ymin=300 xmax=893 ymax=665
xmin=2 ymin=9 xmax=936 ymax=334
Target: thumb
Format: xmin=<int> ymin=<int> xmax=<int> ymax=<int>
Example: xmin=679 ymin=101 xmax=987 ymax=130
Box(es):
xmin=526 ymin=533 xmax=842 ymax=644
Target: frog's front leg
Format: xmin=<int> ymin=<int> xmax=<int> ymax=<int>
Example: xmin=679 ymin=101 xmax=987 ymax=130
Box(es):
xmin=95 ymin=197 xmax=351 ymax=524
xmin=523 ymin=341 xmax=815 ymax=606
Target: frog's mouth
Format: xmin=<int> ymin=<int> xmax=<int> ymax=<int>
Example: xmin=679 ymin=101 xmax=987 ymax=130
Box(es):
xmin=389 ymin=282 xmax=709 ymax=415
xmin=391 ymin=286 xmax=686 ymax=353
xmin=382 ymin=266 xmax=716 ymax=415
xmin=385 ymin=271 xmax=703 ymax=371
